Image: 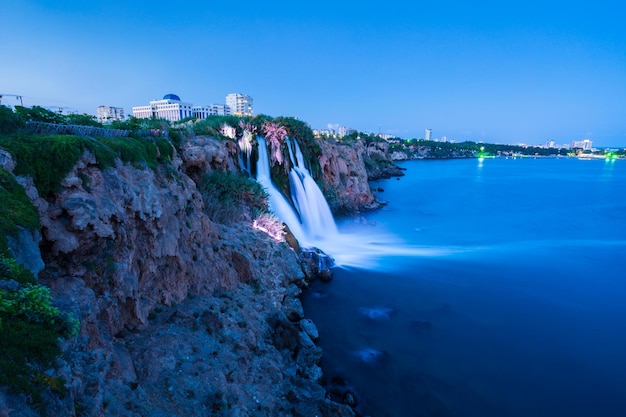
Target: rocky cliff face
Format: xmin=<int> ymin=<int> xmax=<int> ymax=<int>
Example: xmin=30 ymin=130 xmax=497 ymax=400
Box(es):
xmin=1 ymin=131 xmax=405 ymax=416
xmin=317 ymin=138 xmax=380 ymax=213
xmin=1 ymin=138 xmax=355 ymax=416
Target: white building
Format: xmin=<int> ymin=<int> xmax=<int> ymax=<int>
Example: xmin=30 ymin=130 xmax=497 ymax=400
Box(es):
xmin=572 ymin=139 xmax=593 ymax=151
xmin=226 ymin=93 xmax=253 ymax=116
xmin=209 ymin=104 xmax=231 ymax=116
xmin=425 ymin=128 xmax=432 ymax=141
xmin=132 ymin=94 xmax=194 ymax=122
xmin=96 ymin=106 xmax=125 ymax=123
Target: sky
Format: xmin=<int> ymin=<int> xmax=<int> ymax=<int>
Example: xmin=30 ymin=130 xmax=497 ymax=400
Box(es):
xmin=2 ymin=0 xmax=625 ymax=147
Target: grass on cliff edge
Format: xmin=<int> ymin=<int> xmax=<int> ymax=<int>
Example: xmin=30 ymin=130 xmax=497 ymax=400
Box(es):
xmin=199 ymin=170 xmax=269 ymax=224
xmin=0 ymin=133 xmax=173 ymax=197
xmin=0 ymin=167 xmax=40 ymax=256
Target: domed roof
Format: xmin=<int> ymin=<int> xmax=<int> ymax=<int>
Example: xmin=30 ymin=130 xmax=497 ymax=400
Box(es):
xmin=163 ymin=93 xmax=181 ymax=101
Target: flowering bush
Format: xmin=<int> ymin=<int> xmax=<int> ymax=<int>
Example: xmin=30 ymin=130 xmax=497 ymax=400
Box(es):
xmin=262 ymin=122 xmax=287 ymax=164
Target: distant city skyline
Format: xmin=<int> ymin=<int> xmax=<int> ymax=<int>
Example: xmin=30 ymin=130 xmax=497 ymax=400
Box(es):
xmin=2 ymin=1 xmax=625 ymax=147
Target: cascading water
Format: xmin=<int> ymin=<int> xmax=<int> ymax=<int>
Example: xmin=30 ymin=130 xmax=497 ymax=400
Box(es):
xmin=255 ymin=137 xmax=306 ymax=243
xmin=256 ymin=135 xmax=448 ymax=268
xmin=287 ymin=138 xmax=339 ymax=239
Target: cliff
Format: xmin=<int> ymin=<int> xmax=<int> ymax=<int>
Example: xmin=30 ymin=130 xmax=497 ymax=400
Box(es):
xmin=317 ymin=137 xmax=402 ymax=214
xmin=0 ymin=127 xmax=403 ymax=416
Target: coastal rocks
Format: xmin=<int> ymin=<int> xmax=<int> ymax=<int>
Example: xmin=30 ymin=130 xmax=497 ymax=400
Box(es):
xmin=299 ymin=246 xmax=335 ymax=282
xmin=300 ymin=318 xmax=320 ymax=342
xmin=364 ymin=140 xmax=406 ymax=180
xmin=0 ymin=139 xmax=354 ymax=416
xmin=317 ymin=138 xmax=381 ymax=213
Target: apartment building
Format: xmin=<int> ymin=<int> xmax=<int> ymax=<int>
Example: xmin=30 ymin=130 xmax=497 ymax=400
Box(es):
xmin=96 ymin=105 xmax=125 ymax=123
xmin=225 ymin=93 xmax=254 ymax=116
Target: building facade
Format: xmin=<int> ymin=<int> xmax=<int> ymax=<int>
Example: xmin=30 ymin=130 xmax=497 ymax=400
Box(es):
xmin=133 ymin=94 xmax=244 ymax=121
xmin=571 ymin=139 xmax=593 ymax=150
xmin=225 ymin=93 xmax=254 ymax=116
xmin=132 ymin=94 xmax=194 ymax=122
xmin=96 ymin=106 xmax=125 ymax=123
xmin=425 ymin=128 xmax=432 ymax=141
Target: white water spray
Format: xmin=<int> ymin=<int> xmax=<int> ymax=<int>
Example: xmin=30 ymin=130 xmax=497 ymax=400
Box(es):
xmin=256 ymin=136 xmax=463 ymax=269
xmin=287 ymin=138 xmax=339 ymax=240
xmin=255 ymin=137 xmax=307 ymax=243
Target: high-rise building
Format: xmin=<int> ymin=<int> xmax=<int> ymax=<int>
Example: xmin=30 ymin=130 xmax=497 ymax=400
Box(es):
xmin=225 ymin=93 xmax=253 ymax=116
xmin=97 ymin=105 xmax=125 ymax=123
xmin=132 ymin=94 xmax=194 ymax=122
xmin=571 ymin=139 xmax=593 ymax=151
xmin=425 ymin=128 xmax=432 ymax=141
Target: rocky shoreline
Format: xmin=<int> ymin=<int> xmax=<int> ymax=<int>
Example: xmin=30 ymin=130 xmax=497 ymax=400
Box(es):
xmin=1 ymin=133 xmax=402 ymax=416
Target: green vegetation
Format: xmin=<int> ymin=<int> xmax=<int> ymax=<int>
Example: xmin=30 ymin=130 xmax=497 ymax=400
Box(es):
xmin=388 ymin=138 xmax=566 ymax=158
xmin=0 ymin=146 xmax=78 ymax=412
xmin=0 ymin=168 xmax=41 ymax=255
xmin=198 ymin=170 xmax=269 ymax=224
xmin=0 ymin=282 xmax=79 ymax=412
xmin=0 ymin=134 xmax=173 ymax=197
xmin=274 ymin=116 xmax=321 ymax=178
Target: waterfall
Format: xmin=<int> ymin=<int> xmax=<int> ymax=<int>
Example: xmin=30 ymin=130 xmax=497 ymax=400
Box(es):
xmin=255 ymin=136 xmax=338 ymax=248
xmin=287 ymin=138 xmax=339 ymax=239
xmin=255 ymin=137 xmax=306 ymax=243
xmin=256 ymin=136 xmax=439 ymax=269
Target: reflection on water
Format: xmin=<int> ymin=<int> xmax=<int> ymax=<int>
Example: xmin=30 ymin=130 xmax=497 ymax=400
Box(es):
xmin=303 ymin=159 xmax=626 ymax=417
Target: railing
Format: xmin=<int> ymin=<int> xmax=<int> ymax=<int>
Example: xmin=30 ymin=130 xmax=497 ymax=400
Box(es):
xmin=25 ymin=121 xmax=129 ymax=138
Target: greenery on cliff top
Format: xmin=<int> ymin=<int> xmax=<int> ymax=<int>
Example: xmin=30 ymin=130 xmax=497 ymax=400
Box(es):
xmin=0 ymin=104 xmax=175 ymax=197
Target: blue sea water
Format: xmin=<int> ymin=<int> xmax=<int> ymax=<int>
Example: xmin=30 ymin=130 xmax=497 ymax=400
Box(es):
xmin=303 ymin=158 xmax=626 ymax=417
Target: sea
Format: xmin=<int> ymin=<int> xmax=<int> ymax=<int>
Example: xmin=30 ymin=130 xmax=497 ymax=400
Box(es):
xmin=302 ymin=157 xmax=626 ymax=417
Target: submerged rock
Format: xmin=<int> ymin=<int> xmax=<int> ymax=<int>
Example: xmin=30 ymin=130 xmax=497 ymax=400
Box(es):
xmin=358 ymin=305 xmax=396 ymax=321
xmin=353 ymin=348 xmax=389 ymax=366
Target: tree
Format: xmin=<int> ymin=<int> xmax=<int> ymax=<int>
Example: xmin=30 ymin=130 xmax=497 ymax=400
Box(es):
xmin=65 ymin=113 xmax=102 ymax=127
xmin=14 ymin=105 xmax=66 ymax=124
xmin=0 ymin=105 xmax=22 ymax=134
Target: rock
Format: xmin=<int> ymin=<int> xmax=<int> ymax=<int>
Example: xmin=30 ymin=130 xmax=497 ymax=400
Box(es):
xmin=300 ymin=247 xmax=335 ymax=282
xmin=200 ymin=310 xmax=222 ymax=334
xmin=353 ymin=348 xmax=389 ymax=366
xmin=0 ymin=148 xmax=16 ymax=172
xmin=303 ymin=364 xmax=323 ymax=382
xmin=284 ymin=297 xmax=305 ymax=322
xmin=343 ymin=390 xmax=358 ymax=407
xmin=358 ymin=306 xmax=396 ymax=321
xmin=3 ymin=133 xmax=367 ymax=416
xmin=300 ymin=318 xmax=320 ymax=342
xmin=5 ymin=228 xmax=45 ymax=278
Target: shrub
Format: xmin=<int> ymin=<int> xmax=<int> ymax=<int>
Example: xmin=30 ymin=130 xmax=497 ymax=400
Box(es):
xmin=199 ymin=170 xmax=268 ymax=224
xmin=0 ymin=105 xmax=23 ymax=134
xmin=0 ymin=283 xmax=79 ymax=411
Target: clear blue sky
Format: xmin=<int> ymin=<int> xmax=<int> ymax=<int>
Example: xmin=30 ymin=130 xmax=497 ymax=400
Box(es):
xmin=2 ymin=0 xmax=625 ymax=146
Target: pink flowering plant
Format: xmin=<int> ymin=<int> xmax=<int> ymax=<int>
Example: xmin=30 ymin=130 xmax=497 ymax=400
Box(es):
xmin=262 ymin=121 xmax=287 ymax=164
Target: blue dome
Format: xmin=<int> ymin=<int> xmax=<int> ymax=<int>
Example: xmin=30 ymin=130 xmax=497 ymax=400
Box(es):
xmin=163 ymin=93 xmax=181 ymax=101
